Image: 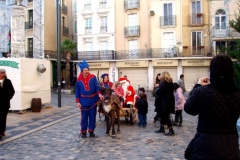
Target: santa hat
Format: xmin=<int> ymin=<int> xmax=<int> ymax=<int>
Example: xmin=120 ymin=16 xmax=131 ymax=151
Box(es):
xmin=119 ymin=77 xmax=127 ymax=83
xmin=78 ymin=59 xmax=89 ymax=72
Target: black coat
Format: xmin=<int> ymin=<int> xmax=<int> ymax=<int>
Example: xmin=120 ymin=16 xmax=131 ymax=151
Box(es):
xmin=136 ymin=98 xmax=148 ymax=114
xmin=0 ymin=78 xmax=15 ymax=109
xmin=155 ymin=81 xmax=174 ymax=114
xmin=184 ymin=83 xmax=240 ymax=159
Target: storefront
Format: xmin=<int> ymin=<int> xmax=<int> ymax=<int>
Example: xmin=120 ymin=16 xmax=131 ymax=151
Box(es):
xmin=182 ymin=59 xmax=211 ymax=91
xmin=117 ymin=60 xmax=149 ymax=90
xmin=152 ymin=59 xmax=178 ymax=84
xmin=88 ymin=62 xmax=110 ymax=82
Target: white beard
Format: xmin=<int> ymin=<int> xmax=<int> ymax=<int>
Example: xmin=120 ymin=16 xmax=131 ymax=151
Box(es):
xmin=121 ymin=82 xmax=129 ymax=97
xmin=103 ymin=104 xmax=111 ymax=113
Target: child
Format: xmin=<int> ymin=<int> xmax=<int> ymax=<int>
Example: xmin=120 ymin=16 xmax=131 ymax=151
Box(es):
xmin=173 ymin=83 xmax=186 ymax=127
xmin=114 ymin=81 xmax=124 ymax=106
xmin=134 ymin=87 xmax=147 ymax=109
xmin=136 ymin=92 xmax=148 ymax=127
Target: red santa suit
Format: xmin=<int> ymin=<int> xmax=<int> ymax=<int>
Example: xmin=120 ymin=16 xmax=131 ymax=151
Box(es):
xmin=119 ymin=77 xmax=135 ymax=105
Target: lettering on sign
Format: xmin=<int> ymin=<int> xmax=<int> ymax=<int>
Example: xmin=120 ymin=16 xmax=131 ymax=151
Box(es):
xmin=89 ymin=64 xmax=101 ymax=67
xmin=125 ymin=61 xmax=139 ymax=66
xmin=157 ymin=61 xmax=173 ymax=65
xmin=187 ymin=60 xmax=204 ymax=65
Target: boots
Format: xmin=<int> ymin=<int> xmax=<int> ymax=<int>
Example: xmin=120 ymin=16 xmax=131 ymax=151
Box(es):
xmin=164 ymin=127 xmax=174 ymax=136
xmin=81 ymin=133 xmax=86 ymax=138
xmin=155 ymin=125 xmax=165 ymax=133
xmin=89 ymin=132 xmax=95 ymax=138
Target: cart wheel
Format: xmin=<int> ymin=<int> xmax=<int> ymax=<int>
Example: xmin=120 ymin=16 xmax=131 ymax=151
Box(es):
xmin=130 ymin=105 xmax=133 ymax=124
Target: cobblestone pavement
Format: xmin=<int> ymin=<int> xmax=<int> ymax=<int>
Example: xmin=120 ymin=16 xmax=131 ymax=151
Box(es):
xmin=0 ymin=92 xmax=239 ymax=160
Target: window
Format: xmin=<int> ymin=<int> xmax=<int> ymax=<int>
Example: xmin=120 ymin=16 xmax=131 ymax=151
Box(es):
xmin=28 ymin=38 xmax=33 ymax=51
xmin=84 ymin=0 xmax=91 ymax=10
xmin=85 ymin=18 xmax=92 ymax=33
xmin=163 ymin=3 xmax=173 ymax=26
xmin=62 ymin=0 xmax=65 ymax=5
xmin=100 ymin=41 xmax=108 ymax=59
xmin=74 ymin=20 xmax=77 ymax=34
xmin=85 ymin=42 xmax=93 ymax=59
xmin=28 ymin=10 xmax=33 ymax=27
xmin=99 ymin=0 xmax=107 ymax=8
xmin=62 ymin=16 xmax=65 ymax=27
xmin=191 ymin=0 xmax=202 ymax=24
xmin=74 ymin=1 xmax=77 ymax=14
xmin=191 ymin=31 xmax=202 ymax=55
xmin=100 ymin=17 xmax=107 ymax=33
xmin=215 ymin=9 xmax=226 ymax=29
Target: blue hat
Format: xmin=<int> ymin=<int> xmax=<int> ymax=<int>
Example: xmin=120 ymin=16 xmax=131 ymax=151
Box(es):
xmin=101 ymin=73 xmax=108 ymax=79
xmin=78 ymin=59 xmax=89 ymax=72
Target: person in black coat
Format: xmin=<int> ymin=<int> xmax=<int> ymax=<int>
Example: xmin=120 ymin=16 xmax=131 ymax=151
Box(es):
xmin=155 ymin=71 xmax=175 ymax=136
xmin=136 ymin=93 xmax=148 ymax=127
xmin=0 ymin=69 xmax=15 ymax=140
xmin=184 ymin=55 xmax=240 ymax=160
xmin=153 ymin=73 xmax=161 ymax=123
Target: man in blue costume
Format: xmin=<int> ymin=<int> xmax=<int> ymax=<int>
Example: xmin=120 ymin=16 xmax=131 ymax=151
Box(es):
xmin=76 ymin=60 xmax=104 ymax=138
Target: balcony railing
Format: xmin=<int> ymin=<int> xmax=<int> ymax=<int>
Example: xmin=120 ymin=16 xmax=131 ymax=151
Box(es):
xmin=124 ymin=25 xmax=140 ymax=37
xmin=63 ymin=26 xmax=69 ymax=36
xmin=62 ymin=4 xmax=68 ymax=14
xmin=78 ymin=50 xmax=115 ymax=60
xmin=212 ymin=26 xmax=240 ymax=38
xmin=85 ymin=27 xmax=92 ymax=33
xmin=25 ymin=22 xmax=33 ymax=29
xmin=84 ymin=4 xmax=91 ymax=10
xmin=181 ymin=46 xmax=212 ymax=57
xmin=100 ymin=26 xmax=107 ymax=33
xmin=188 ymin=13 xmax=205 ymax=26
xmin=25 ymin=51 xmax=33 ymax=58
xmin=28 ymin=0 xmax=33 ymax=2
xmin=99 ymin=1 xmax=106 ymax=8
xmin=7 ymin=0 xmax=25 ymax=6
xmin=160 ymin=15 xmax=176 ymax=27
xmin=124 ymin=0 xmax=139 ymax=10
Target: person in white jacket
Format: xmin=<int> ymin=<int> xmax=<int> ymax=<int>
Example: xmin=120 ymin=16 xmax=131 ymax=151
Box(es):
xmin=173 ymin=83 xmax=186 ymax=127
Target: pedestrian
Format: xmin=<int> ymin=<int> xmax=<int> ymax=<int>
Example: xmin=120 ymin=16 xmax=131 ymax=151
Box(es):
xmin=184 ymin=55 xmax=240 ymax=159
xmin=153 ymin=73 xmax=161 ymax=123
xmin=177 ymin=74 xmax=186 ymax=93
xmin=0 ymin=69 xmax=15 ymax=140
xmin=75 ymin=60 xmax=104 ymax=138
xmin=155 ymin=71 xmax=175 ymax=136
xmin=173 ymin=83 xmax=185 ymax=127
xmin=114 ymin=81 xmax=124 ymax=106
xmin=136 ymin=93 xmax=148 ymax=127
xmin=134 ymin=87 xmax=147 ymax=109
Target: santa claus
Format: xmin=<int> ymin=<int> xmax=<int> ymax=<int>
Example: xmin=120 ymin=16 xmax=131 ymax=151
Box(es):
xmin=119 ymin=77 xmax=135 ymax=106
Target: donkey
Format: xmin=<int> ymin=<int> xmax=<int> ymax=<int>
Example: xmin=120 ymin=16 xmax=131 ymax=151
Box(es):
xmin=99 ymin=88 xmax=125 ymax=137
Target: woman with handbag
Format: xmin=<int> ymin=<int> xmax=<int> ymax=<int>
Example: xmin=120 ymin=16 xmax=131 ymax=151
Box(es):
xmin=184 ymin=55 xmax=240 ymax=159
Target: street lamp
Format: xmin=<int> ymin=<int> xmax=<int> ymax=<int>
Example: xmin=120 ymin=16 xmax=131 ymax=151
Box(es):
xmin=56 ymin=0 xmax=61 ymax=107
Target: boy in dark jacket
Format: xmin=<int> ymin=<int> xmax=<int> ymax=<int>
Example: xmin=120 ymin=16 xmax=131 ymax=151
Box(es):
xmin=136 ymin=93 xmax=148 ymax=127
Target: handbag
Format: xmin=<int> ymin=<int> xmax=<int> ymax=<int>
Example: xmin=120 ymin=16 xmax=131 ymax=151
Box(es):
xmin=184 ymin=138 xmax=194 ymax=159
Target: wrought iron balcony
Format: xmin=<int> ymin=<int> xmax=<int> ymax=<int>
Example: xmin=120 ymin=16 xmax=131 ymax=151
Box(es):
xmin=99 ymin=1 xmax=106 ymax=9
xmin=78 ymin=50 xmax=115 ymax=60
xmin=28 ymin=0 xmax=33 ymax=2
xmin=63 ymin=26 xmax=69 ymax=36
xmin=160 ymin=15 xmax=176 ymax=27
xmin=25 ymin=51 xmax=33 ymax=58
xmin=62 ymin=4 xmax=68 ymax=14
xmin=124 ymin=25 xmax=140 ymax=37
xmin=25 ymin=22 xmax=33 ymax=29
xmin=212 ymin=26 xmax=240 ymax=38
xmin=85 ymin=27 xmax=92 ymax=33
xmin=181 ymin=46 xmax=212 ymax=57
xmin=100 ymin=26 xmax=107 ymax=33
xmin=84 ymin=4 xmax=91 ymax=10
xmin=124 ymin=0 xmax=140 ymax=10
xmin=188 ymin=13 xmax=205 ymax=26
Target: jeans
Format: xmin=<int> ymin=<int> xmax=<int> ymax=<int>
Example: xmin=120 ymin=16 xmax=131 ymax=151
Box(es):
xmin=174 ymin=110 xmax=183 ymax=124
xmin=138 ymin=114 xmax=147 ymax=126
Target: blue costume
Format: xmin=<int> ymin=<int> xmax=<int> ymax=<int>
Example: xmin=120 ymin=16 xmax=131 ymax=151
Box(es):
xmin=75 ymin=60 xmax=100 ymax=134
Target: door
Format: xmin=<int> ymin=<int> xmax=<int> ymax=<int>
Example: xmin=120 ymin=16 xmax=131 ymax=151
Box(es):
xmin=128 ymin=14 xmax=138 ymax=36
xmin=163 ymin=3 xmax=173 ymax=26
xmin=100 ymin=41 xmax=108 ymax=60
xmin=191 ymin=0 xmax=201 ymax=24
xmin=129 ymin=40 xmax=138 ymax=59
xmin=215 ymin=9 xmax=227 ymax=37
xmin=191 ymin=31 xmax=202 ymax=55
xmin=162 ymin=32 xmax=174 ymax=57
xmin=85 ymin=42 xmax=93 ymax=59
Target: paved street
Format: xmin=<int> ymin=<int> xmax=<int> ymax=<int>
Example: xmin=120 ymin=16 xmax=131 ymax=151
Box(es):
xmin=0 ymin=91 xmax=238 ymax=160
